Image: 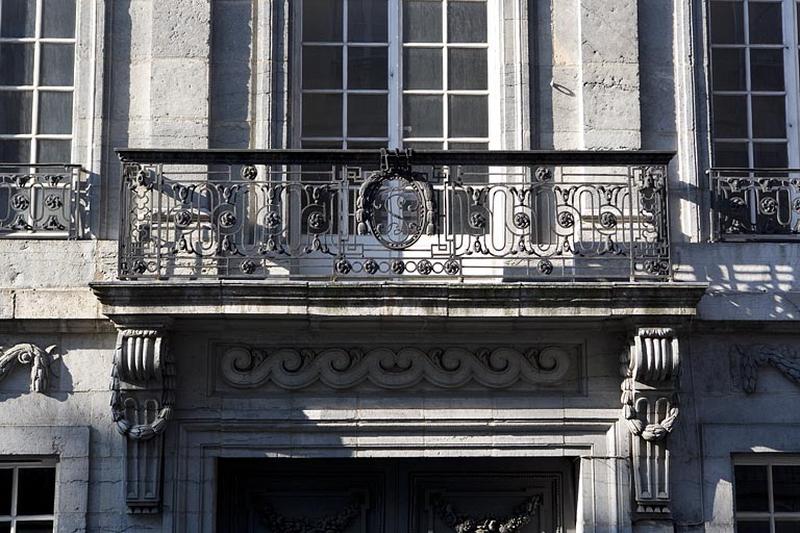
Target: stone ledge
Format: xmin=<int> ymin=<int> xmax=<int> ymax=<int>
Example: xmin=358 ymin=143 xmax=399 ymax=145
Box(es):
xmin=90 ymin=281 xmax=708 ymax=321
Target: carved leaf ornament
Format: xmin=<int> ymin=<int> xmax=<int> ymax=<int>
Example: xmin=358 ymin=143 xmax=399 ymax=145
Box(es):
xmin=432 ymin=494 xmax=541 ymax=533
xmin=260 ymin=498 xmax=361 ymax=533
xmin=736 ymin=344 xmax=800 ymax=393
xmin=220 ymin=346 xmax=572 ymax=390
xmin=0 ymin=343 xmax=56 ymax=394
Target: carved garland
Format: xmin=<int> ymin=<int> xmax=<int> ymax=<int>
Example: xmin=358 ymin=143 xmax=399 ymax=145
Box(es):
xmin=110 ymin=329 xmax=175 ymax=440
xmin=432 ymin=494 xmax=541 ymax=533
xmin=260 ymin=498 xmax=362 ymax=533
xmin=0 ymin=343 xmax=56 ymax=394
xmin=735 ymin=344 xmax=800 ymax=393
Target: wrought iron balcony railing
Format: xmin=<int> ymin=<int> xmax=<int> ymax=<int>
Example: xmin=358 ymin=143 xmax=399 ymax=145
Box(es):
xmin=0 ymin=164 xmax=85 ymax=238
xmin=117 ymin=149 xmax=673 ymax=282
xmin=710 ymin=168 xmax=800 ymax=240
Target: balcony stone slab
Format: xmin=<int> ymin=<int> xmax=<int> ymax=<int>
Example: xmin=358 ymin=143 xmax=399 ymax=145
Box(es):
xmin=90 ymin=281 xmax=708 ymax=324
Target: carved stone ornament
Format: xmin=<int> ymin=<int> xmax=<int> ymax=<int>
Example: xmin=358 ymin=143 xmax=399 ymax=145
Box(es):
xmin=0 ymin=343 xmax=57 ymax=394
xmin=355 ymin=148 xmax=435 ymax=251
xmin=260 ymin=497 xmax=363 ymax=533
xmin=109 ymin=327 xmax=174 ymax=513
xmin=733 ymin=344 xmax=800 ymax=393
xmin=620 ymin=328 xmax=680 ymax=518
xmin=220 ymin=345 xmax=573 ymax=391
xmin=432 ymin=494 xmax=541 ymax=533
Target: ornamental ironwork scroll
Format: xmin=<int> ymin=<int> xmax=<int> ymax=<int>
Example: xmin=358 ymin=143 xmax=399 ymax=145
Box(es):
xmin=0 ymin=166 xmax=83 ymax=237
xmin=117 ymin=150 xmax=671 ymax=281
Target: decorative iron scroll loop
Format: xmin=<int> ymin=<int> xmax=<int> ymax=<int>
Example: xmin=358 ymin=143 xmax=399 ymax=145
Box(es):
xmin=355 ymin=148 xmax=435 ymax=250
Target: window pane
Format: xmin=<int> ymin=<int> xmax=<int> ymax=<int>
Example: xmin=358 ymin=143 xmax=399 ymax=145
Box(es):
xmin=710 ymin=1 xmax=745 ymax=44
xmin=38 ymin=139 xmax=72 ymax=162
xmin=712 ymin=48 xmax=746 ymax=91
xmin=0 ymin=469 xmax=10 ymax=515
xmin=347 ymin=94 xmax=387 ymax=137
xmin=17 ymin=468 xmax=55 ymax=515
xmin=0 ymin=0 xmax=36 ymax=37
xmin=752 ymin=96 xmax=786 ymax=138
xmin=0 ymin=43 xmax=34 ymax=85
xmin=0 ymin=140 xmax=30 ymax=162
xmin=449 ymin=95 xmax=488 ymax=137
xmin=751 ymin=49 xmax=784 ymax=91
xmin=753 ymin=142 xmax=787 ymax=169
xmin=713 ymin=95 xmax=748 ymax=138
xmin=302 ymin=93 xmax=342 ymax=137
xmin=737 ymin=521 xmax=771 ymax=533
xmin=448 ymin=48 xmax=487 ymax=90
xmin=774 ymin=465 xmax=800 ymax=512
xmin=448 ymin=1 xmax=487 ymax=43
xmin=303 ymin=0 xmax=343 ymax=41
xmin=42 ymin=0 xmax=76 ymax=38
xmin=714 ymin=142 xmax=749 ymax=167
xmin=448 ymin=142 xmax=488 ymax=151
xmin=348 ymin=47 xmax=387 ymax=89
xmin=15 ymin=522 xmax=53 ymax=533
xmin=404 ymin=141 xmax=442 ymax=150
xmin=403 ymin=0 xmax=442 ymax=42
xmin=0 ymin=523 xmax=9 ymax=533
xmin=403 ymin=94 xmax=442 ymax=137
xmin=348 ymin=0 xmax=387 ymax=42
xmin=0 ymin=91 xmax=33 ymax=133
xmin=302 ymin=46 xmax=342 ymax=90
xmin=39 ymin=91 xmax=73 ymax=134
xmin=40 ymin=44 xmax=75 ymax=86
xmin=749 ymin=2 xmax=782 ymax=45
xmin=735 ymin=465 xmax=770 ymax=512
xmin=347 ymin=141 xmax=387 ymax=149
xmin=776 ymin=522 xmax=800 ymax=533
xmin=403 ymin=48 xmax=442 ymax=89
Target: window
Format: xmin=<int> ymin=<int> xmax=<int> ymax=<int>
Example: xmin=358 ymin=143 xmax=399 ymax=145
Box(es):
xmin=734 ymin=457 xmax=800 ymax=532
xmin=295 ymin=0 xmax=494 ymax=151
xmin=0 ymin=460 xmax=57 ymax=533
xmin=0 ymin=0 xmax=77 ymax=163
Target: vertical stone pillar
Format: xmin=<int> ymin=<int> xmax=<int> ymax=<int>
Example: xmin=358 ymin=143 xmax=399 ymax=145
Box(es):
xmin=578 ymin=0 xmax=642 ymax=149
xmin=149 ymin=0 xmax=211 ymax=147
xmin=110 ymin=324 xmax=175 ymax=513
xmin=621 ymin=328 xmax=680 ymax=530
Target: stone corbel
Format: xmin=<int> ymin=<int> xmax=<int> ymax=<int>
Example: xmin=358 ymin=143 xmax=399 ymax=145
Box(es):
xmin=0 ymin=343 xmax=57 ymax=394
xmin=620 ymin=328 xmax=680 ymax=519
xmin=109 ymin=325 xmax=174 ymax=513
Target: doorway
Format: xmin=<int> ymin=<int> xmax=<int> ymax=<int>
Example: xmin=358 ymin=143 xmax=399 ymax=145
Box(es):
xmin=217 ymin=457 xmax=577 ymax=532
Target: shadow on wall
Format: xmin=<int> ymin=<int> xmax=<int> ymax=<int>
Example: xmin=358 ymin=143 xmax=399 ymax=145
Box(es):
xmin=673 ymin=242 xmax=800 ymax=320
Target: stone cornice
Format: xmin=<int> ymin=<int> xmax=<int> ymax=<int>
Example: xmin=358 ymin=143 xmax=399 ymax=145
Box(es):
xmin=90 ymin=281 xmax=708 ymax=321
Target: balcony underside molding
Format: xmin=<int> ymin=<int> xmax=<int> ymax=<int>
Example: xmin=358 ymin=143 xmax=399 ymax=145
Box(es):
xmin=90 ymin=281 xmax=707 ymax=321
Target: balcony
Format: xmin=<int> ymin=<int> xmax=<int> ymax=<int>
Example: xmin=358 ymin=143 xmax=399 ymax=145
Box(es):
xmin=710 ymin=168 xmax=800 ymax=240
xmin=0 ymin=164 xmax=85 ymax=238
xmin=116 ymin=149 xmax=674 ymax=283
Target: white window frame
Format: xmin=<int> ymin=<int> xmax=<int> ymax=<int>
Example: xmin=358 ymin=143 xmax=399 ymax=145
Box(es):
xmin=733 ymin=454 xmax=800 ymax=532
xmin=291 ymin=0 xmax=502 ymax=150
xmin=0 ymin=458 xmax=58 ymax=533
xmin=0 ymin=0 xmax=78 ymax=164
xmin=709 ymin=0 xmax=800 ymax=169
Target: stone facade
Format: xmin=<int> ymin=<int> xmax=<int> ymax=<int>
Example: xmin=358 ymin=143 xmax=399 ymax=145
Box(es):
xmin=0 ymin=1 xmax=798 ymax=532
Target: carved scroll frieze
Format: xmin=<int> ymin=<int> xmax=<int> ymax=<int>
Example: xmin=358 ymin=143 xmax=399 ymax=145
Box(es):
xmin=620 ymin=328 xmax=680 ymax=518
xmin=109 ymin=327 xmax=174 ymax=513
xmin=733 ymin=344 xmax=800 ymax=393
xmin=260 ymin=497 xmax=363 ymax=533
xmin=0 ymin=343 xmax=57 ymax=395
xmin=218 ymin=345 xmax=577 ymax=391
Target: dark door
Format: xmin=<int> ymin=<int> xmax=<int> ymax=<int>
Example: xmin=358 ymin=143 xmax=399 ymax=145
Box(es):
xmin=217 ymin=458 xmax=576 ymax=532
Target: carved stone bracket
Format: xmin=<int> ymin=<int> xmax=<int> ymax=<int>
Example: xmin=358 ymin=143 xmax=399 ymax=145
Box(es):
xmin=620 ymin=328 xmax=680 ymax=518
xmin=733 ymin=344 xmax=800 ymax=393
xmin=0 ymin=343 xmax=57 ymax=395
xmin=109 ymin=326 xmax=174 ymax=513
